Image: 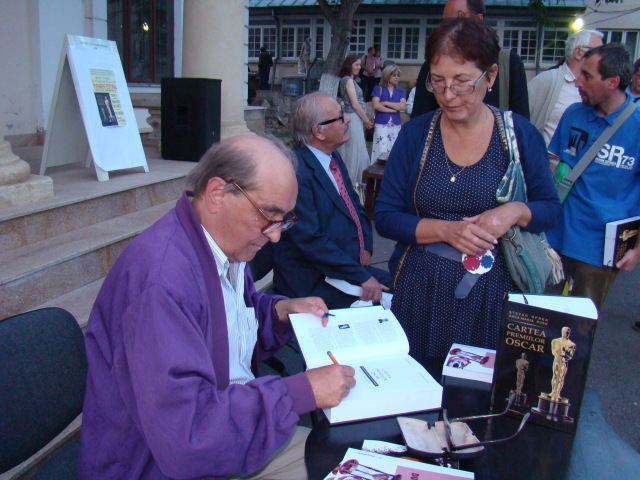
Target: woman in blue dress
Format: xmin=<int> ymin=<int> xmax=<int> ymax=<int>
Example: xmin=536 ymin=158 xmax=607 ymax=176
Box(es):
xmin=371 ymin=65 xmax=406 ymax=164
xmin=374 ymin=18 xmax=561 ymax=362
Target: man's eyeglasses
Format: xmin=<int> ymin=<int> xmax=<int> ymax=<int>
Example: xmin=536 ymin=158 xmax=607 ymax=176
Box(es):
xmin=229 ymin=181 xmax=297 ymax=234
xmin=317 ymin=112 xmax=345 ymax=126
xmin=426 ymin=71 xmax=488 ymax=96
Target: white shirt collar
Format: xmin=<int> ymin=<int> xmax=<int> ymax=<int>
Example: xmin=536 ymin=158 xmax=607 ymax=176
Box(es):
xmin=201 ymin=226 xmax=245 ymax=285
xmin=562 ymin=62 xmax=577 ymax=83
xmin=306 ymin=144 xmax=339 ymax=192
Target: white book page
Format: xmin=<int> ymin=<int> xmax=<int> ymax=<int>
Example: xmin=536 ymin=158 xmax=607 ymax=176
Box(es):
xmin=325 ymin=355 xmax=442 ymax=423
xmin=508 ymin=293 xmax=598 ymax=320
xmin=289 ymin=306 xmax=409 ymax=367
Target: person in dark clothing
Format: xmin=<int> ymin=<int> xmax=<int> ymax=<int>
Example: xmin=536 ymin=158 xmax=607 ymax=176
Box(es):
xmin=258 ymin=46 xmax=274 ymax=90
xmin=411 ymin=0 xmax=529 ymax=120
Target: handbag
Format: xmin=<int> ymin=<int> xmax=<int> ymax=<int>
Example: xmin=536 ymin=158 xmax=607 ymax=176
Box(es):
xmin=496 ymin=111 xmax=564 ymax=294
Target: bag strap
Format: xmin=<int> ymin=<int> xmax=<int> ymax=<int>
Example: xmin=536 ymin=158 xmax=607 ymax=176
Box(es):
xmin=412 ymin=110 xmax=441 ymax=215
xmin=557 ymin=101 xmax=637 ymax=200
xmin=498 ymin=49 xmax=511 ymax=111
xmin=496 ymin=110 xmax=528 ymax=204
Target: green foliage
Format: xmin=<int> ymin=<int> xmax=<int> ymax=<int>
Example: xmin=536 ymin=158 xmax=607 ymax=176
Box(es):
xmin=528 ymin=0 xmax=623 ymax=28
xmin=528 ymin=0 xmax=555 ymax=29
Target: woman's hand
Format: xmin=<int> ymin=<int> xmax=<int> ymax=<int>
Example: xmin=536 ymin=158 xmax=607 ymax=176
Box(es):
xmin=442 ymin=220 xmax=498 ymax=255
xmin=364 ymin=118 xmax=374 ymax=129
xmin=463 ymin=202 xmax=532 ymax=240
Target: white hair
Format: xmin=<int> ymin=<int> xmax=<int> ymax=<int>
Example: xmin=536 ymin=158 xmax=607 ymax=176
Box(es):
xmin=565 ymin=29 xmax=603 ymax=62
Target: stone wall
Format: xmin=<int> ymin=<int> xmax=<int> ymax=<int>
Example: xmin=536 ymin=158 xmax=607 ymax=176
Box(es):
xmin=252 ymin=90 xmax=296 ymax=145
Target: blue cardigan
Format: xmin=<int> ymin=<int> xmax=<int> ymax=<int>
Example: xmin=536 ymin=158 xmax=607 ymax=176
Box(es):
xmin=374 ymin=109 xmax=561 ymax=270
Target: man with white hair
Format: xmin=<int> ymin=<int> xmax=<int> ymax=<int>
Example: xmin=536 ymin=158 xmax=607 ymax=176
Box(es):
xmin=273 ymin=92 xmax=391 ymax=308
xmin=528 ymin=29 xmax=603 ymax=145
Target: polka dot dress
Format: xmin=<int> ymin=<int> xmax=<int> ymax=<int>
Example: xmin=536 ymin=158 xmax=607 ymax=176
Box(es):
xmin=391 ymin=111 xmax=519 ymax=362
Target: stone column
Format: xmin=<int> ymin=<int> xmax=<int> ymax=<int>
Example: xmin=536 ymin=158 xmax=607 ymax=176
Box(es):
xmin=0 ymin=120 xmax=53 ymax=208
xmin=182 ymin=0 xmax=252 ymax=139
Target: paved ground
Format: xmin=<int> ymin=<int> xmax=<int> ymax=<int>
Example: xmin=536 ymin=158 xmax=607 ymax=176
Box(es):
xmin=369 ymin=226 xmax=640 ymax=453
xmin=586 ymin=265 xmax=640 ymax=452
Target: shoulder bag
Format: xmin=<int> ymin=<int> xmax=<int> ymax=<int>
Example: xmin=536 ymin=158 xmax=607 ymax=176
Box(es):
xmin=496 ymin=111 xmax=564 ymax=294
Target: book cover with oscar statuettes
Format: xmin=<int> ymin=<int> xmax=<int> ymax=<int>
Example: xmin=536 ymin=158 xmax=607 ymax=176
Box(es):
xmin=490 ymin=294 xmax=598 ymax=434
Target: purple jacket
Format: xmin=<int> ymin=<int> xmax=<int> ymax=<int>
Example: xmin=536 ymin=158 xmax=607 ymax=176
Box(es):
xmin=79 ymin=192 xmax=316 ymax=479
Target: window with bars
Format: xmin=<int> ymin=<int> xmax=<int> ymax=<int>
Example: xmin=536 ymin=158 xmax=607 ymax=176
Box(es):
xmin=601 ymin=30 xmax=638 ymax=59
xmin=315 ymin=19 xmax=324 ymax=59
xmin=248 ymin=26 xmax=276 ymax=58
xmin=373 ymin=18 xmax=383 ymax=54
xmin=280 ymin=20 xmax=311 ymax=58
xmin=489 ymin=18 xmax=568 ymax=66
xmin=107 ymin=0 xmax=174 ymax=84
xmin=373 ymin=27 xmax=383 ymax=52
xmin=502 ymin=21 xmax=539 ymax=64
xmin=541 ymin=29 xmax=569 ymax=65
xmin=350 ymin=19 xmax=368 ymax=55
xmin=387 ymin=19 xmax=420 ymax=60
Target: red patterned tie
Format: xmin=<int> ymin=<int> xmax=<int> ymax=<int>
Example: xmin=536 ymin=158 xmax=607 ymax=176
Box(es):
xmin=329 ymin=156 xmax=366 ymax=263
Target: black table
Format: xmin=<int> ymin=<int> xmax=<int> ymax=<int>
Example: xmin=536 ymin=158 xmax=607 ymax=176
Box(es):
xmin=305 ymin=360 xmax=577 ymax=480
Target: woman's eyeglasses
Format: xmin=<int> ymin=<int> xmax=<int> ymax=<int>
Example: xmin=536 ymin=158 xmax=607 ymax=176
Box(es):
xmin=426 ymin=71 xmax=488 ymax=96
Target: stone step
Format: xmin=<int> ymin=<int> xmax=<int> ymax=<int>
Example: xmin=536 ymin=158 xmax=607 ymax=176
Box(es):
xmin=0 ymin=170 xmax=186 ymax=254
xmin=34 ymin=278 xmax=105 ymax=331
xmin=0 ymin=201 xmax=175 ymax=320
xmin=32 ymin=271 xmax=274 ymax=332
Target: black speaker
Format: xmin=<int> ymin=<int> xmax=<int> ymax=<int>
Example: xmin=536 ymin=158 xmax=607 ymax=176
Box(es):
xmin=161 ymin=77 xmax=221 ymax=162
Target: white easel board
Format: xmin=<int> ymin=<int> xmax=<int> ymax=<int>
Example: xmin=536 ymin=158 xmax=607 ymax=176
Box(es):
xmin=41 ymin=34 xmax=148 ymax=181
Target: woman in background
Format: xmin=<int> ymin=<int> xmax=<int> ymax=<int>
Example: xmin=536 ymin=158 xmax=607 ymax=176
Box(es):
xmin=371 ymin=65 xmax=406 ymax=163
xmin=337 ymin=53 xmax=374 ymax=185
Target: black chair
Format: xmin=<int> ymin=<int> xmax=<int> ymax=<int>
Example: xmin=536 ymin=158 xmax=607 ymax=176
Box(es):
xmin=249 ymin=243 xmax=306 ymax=379
xmin=0 ymin=308 xmax=87 ymax=479
xmin=249 ymin=241 xmax=275 ymax=293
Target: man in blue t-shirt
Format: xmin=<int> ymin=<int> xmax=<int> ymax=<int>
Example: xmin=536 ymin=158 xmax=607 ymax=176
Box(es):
xmin=547 ymin=43 xmax=640 ymax=309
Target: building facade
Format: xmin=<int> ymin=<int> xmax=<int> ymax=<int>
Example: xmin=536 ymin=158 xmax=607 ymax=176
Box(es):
xmin=2 ymin=0 xmax=640 ymax=144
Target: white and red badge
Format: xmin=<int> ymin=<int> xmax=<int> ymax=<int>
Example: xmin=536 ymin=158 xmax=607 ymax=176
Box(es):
xmin=461 ymin=249 xmax=495 ymax=274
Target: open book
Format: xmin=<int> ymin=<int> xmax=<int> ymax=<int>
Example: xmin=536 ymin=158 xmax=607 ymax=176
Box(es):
xmin=289 ymin=306 xmax=442 ymax=424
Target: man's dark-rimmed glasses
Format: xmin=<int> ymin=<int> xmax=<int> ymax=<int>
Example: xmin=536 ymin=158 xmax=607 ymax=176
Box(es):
xmin=229 ymin=181 xmax=297 ymax=234
xmin=317 ymin=112 xmax=345 ymax=126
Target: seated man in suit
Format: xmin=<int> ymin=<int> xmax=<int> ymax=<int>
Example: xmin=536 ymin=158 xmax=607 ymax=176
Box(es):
xmin=273 ymin=92 xmax=392 ymax=308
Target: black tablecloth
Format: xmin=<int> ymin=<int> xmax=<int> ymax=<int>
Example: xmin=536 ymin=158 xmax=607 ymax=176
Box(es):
xmin=305 ymin=358 xmax=576 ymax=480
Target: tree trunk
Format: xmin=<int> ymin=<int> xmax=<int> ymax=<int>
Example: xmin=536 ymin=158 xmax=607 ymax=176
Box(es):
xmin=319 ymin=72 xmax=340 ymax=98
xmin=317 ymin=0 xmax=364 ymax=76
